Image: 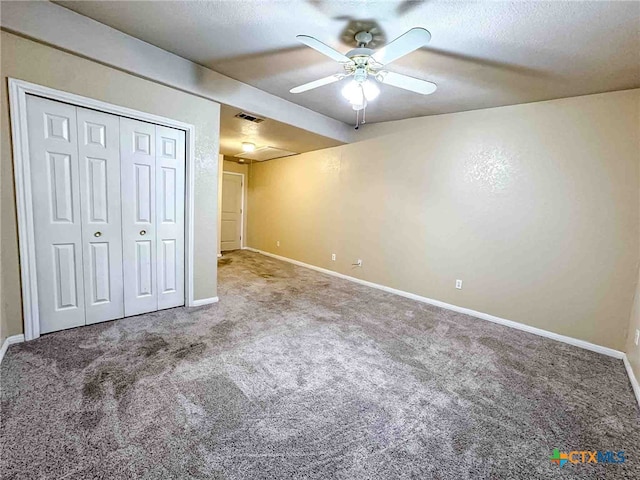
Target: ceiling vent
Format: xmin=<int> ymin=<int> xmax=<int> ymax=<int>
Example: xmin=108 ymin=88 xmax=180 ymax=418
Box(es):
xmin=234 ymin=146 xmax=297 ymax=162
xmin=234 ymin=112 xmax=265 ymax=123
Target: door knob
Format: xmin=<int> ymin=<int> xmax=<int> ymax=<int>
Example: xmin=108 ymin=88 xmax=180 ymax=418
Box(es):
xmin=94 ymin=231 xmax=102 ymax=237
xmin=140 ymin=230 xmax=147 ymax=236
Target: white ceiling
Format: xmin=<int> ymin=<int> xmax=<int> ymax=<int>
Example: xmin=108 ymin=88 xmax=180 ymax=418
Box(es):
xmin=56 ymin=1 xmax=640 ymax=125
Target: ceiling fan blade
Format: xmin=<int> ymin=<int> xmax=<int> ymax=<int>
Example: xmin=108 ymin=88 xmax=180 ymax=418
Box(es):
xmin=371 ymin=27 xmax=431 ymax=66
xmin=377 ymin=71 xmax=437 ymax=95
xmin=296 ymin=35 xmax=352 ymax=63
xmin=290 ymin=74 xmax=344 ymax=93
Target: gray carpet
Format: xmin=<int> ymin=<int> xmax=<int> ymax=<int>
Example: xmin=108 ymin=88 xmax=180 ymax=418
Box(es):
xmin=1 ymin=250 xmax=639 ymax=479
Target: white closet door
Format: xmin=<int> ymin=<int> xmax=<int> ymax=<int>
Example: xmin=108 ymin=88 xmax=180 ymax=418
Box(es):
xmin=155 ymin=126 xmax=185 ymax=310
xmin=120 ymin=117 xmax=157 ymax=316
xmin=26 ymin=95 xmax=85 ymax=333
xmin=77 ymin=107 xmax=124 ymax=324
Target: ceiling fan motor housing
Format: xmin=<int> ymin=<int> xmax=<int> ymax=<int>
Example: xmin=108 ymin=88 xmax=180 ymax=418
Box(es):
xmin=346 ymin=48 xmax=374 ymax=59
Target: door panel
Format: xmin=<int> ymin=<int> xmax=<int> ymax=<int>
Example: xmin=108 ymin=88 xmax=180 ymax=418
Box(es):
xmin=136 ymin=240 xmax=153 ymax=296
xmin=221 ymin=173 xmax=243 ymax=251
xmin=89 ymin=242 xmax=111 ymax=304
xmin=87 ymin=157 xmax=108 ymax=222
xmin=27 ymin=96 xmax=86 ymax=333
xmin=155 ymin=126 xmax=185 ymax=310
xmin=161 ymin=240 xmax=177 ymax=293
xmin=77 ymin=107 xmax=124 ymax=324
xmin=53 ymin=243 xmax=79 ymax=309
xmin=121 ymin=118 xmax=158 ymax=316
xmin=48 ymin=152 xmax=75 ymax=222
xmin=135 ymin=164 xmax=152 ymax=222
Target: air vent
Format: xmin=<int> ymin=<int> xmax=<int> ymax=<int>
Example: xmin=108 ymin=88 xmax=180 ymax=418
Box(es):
xmin=234 ymin=112 xmax=265 ymax=123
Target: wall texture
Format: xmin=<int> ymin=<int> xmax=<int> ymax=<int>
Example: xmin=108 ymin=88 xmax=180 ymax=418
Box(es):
xmin=1 ymin=32 xmax=220 ymax=343
xmin=627 ymin=271 xmax=640 ymax=380
xmin=248 ymin=89 xmax=640 ymax=352
xmin=626 ymin=144 xmax=640 ymax=380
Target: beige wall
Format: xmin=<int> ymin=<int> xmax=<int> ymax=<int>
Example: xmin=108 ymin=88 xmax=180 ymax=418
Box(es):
xmin=248 ymin=89 xmax=640 ymax=352
xmin=627 ymin=271 xmax=640 ymax=379
xmin=626 ymin=133 xmax=640 ymax=380
xmin=1 ymin=32 xmax=220 ymax=343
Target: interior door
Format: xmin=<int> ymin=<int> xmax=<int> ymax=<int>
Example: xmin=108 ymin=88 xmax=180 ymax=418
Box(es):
xmin=120 ymin=117 xmax=157 ymax=316
xmin=221 ymin=172 xmax=243 ymax=251
xmin=26 ymin=95 xmax=86 ymax=333
xmin=155 ymin=125 xmax=185 ymax=310
xmin=76 ymin=107 xmax=124 ymax=324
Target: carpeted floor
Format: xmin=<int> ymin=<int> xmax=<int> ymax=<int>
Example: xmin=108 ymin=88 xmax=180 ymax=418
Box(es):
xmin=1 ymin=250 xmax=639 ymax=479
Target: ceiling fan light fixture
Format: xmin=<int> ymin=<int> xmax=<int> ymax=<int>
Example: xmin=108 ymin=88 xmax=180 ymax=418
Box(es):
xmin=341 ymin=80 xmax=363 ymax=105
xmin=241 ymin=142 xmax=256 ymax=152
xmin=362 ymin=79 xmax=380 ymax=101
xmin=341 ymin=79 xmax=379 ymax=106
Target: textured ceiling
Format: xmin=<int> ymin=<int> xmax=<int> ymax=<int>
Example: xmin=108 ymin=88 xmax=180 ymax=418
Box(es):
xmin=219 ymin=104 xmax=344 ymax=157
xmin=57 ymin=0 xmax=640 ymax=125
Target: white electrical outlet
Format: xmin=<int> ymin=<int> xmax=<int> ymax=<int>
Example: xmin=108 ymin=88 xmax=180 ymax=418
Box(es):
xmin=352 ymin=259 xmax=362 ymax=267
xmin=276 ymin=241 xmax=280 ymax=247
xmin=635 ymin=329 xmax=640 ymax=346
xmin=455 ymin=279 xmax=463 ymax=289
xmin=331 ymin=253 xmax=336 ymax=261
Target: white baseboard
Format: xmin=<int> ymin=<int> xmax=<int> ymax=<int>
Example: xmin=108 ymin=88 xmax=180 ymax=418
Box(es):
xmin=246 ymin=247 xmax=640 ymax=407
xmin=245 ymin=248 xmax=624 ymax=359
xmin=0 ymin=334 xmax=25 ymax=365
xmin=190 ymin=297 xmax=219 ymax=307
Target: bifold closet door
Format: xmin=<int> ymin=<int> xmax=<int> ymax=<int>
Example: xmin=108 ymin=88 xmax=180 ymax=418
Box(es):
xmin=156 ymin=126 xmax=185 ymax=310
xmin=76 ymin=107 xmax=124 ymax=324
xmin=27 ymin=96 xmax=186 ymax=332
xmin=120 ymin=120 xmax=186 ymax=316
xmin=27 ymin=96 xmax=86 ymax=334
xmin=27 ymin=97 xmax=125 ymax=333
xmin=120 ymin=118 xmax=158 ymax=316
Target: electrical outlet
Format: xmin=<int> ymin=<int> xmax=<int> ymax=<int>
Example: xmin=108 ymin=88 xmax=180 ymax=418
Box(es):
xmin=331 ymin=253 xmax=336 ymax=261
xmin=635 ymin=329 xmax=640 ymax=346
xmin=276 ymin=241 xmax=280 ymax=247
xmin=355 ymin=259 xmax=362 ymax=267
xmin=455 ymin=279 xmax=463 ymax=289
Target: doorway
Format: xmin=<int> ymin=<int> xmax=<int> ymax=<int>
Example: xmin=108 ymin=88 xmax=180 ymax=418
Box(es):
xmin=221 ymin=172 xmax=244 ymax=251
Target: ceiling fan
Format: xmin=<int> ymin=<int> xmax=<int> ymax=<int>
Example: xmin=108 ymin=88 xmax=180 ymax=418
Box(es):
xmin=289 ymin=27 xmax=437 ymax=128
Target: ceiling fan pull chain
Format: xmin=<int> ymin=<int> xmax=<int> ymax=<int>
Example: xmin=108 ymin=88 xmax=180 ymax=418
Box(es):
xmin=361 ymin=83 xmax=367 ymax=125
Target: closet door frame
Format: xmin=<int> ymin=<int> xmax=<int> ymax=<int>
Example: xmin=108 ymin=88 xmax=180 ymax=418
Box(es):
xmin=9 ymin=78 xmax=199 ymax=341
